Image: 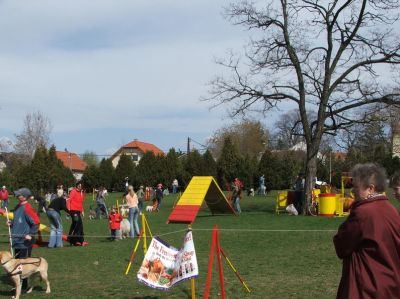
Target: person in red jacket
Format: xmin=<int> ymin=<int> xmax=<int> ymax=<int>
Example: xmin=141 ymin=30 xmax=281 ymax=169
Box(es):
xmin=67 ymin=181 xmax=88 ymax=246
xmin=0 ymin=185 xmax=9 ymax=209
xmin=108 ymin=206 xmax=123 ymax=241
xmin=333 ymin=163 xmax=400 ymax=298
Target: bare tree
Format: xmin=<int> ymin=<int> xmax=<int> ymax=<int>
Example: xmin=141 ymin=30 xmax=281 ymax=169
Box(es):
xmin=14 ymin=111 xmax=52 ymax=159
xmin=206 ymin=0 xmax=400 ymax=214
xmin=272 ymin=110 xmax=305 ymax=149
xmin=207 ymin=119 xmax=269 ymax=159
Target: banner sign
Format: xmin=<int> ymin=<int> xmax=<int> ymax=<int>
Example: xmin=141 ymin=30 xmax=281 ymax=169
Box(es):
xmin=137 ymin=230 xmax=198 ymax=290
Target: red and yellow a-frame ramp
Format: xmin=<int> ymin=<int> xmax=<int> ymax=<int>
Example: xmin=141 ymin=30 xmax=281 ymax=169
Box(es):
xmin=167 ymin=176 xmax=236 ymax=224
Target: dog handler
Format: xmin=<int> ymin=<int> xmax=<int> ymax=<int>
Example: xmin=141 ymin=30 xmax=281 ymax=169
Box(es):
xmin=67 ymin=181 xmax=88 ymax=246
xmin=8 ymin=187 xmax=40 ymax=290
xmin=46 ymin=189 xmax=68 ymax=248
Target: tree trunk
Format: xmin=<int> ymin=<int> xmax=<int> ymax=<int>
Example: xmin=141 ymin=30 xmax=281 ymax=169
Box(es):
xmin=303 ymin=152 xmax=318 ymax=215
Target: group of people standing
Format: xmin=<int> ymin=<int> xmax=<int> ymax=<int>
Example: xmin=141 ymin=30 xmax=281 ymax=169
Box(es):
xmin=6 ymin=182 xmax=85 ymax=291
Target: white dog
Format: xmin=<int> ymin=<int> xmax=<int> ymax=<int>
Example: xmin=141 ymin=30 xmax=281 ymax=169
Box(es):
xmin=120 ymin=219 xmax=130 ymax=238
xmin=145 ymin=205 xmax=154 ymax=212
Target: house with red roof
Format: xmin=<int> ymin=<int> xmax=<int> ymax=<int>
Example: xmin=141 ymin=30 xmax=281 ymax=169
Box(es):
xmin=56 ymin=150 xmax=87 ymax=180
xmin=111 ymin=139 xmax=164 ymax=167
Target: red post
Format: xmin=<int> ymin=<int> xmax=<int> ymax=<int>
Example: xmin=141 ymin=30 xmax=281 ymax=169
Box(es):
xmin=215 ymin=227 xmax=226 ymax=299
xmin=204 ymin=225 xmax=217 ymax=299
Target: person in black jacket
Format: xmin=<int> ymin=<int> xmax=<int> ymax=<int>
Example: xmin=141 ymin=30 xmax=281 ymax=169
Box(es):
xmin=46 ymin=192 xmax=68 ymax=248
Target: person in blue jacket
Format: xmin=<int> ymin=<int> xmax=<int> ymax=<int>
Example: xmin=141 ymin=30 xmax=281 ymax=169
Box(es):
xmin=8 ymin=188 xmax=40 ymax=290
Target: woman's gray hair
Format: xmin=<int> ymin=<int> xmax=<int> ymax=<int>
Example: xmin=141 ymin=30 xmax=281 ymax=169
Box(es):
xmin=350 ymin=163 xmax=387 ymax=192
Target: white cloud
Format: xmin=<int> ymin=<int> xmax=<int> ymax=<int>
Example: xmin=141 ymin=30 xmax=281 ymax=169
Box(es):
xmin=0 ymin=1 xmax=253 ymax=153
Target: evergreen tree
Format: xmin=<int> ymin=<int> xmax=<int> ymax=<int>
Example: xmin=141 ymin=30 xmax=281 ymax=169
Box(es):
xmin=202 ymin=149 xmax=217 ymax=178
xmin=238 ymin=154 xmax=257 ymax=189
xmin=217 ymin=136 xmax=242 ymax=189
xmin=30 ymin=146 xmax=48 ymax=194
xmin=135 ymin=151 xmax=158 ymax=186
xmin=258 ymin=150 xmax=304 ymax=190
xmin=82 ymin=164 xmax=100 ymax=191
xmin=115 ymin=154 xmax=135 ymax=191
xmin=98 ymin=158 xmax=115 ymax=191
xmin=0 ymin=168 xmax=13 ymax=191
xmin=47 ymin=145 xmax=75 ymax=191
xmin=164 ymin=148 xmax=183 ymax=188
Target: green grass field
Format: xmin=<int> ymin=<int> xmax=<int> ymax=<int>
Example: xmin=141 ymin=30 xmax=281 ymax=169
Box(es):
xmin=0 ymin=191 xmax=398 ymax=299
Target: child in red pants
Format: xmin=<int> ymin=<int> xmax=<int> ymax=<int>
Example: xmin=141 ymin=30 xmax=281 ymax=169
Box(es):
xmin=108 ymin=206 xmax=123 ymax=241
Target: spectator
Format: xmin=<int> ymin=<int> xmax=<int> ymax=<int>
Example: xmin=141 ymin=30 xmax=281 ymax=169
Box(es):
xmin=259 ymin=175 xmax=266 ymax=195
xmin=155 ymin=183 xmax=163 ymax=211
xmin=126 ymin=185 xmax=140 ymax=238
xmin=95 ymin=186 xmax=108 ymax=219
xmin=0 ymin=185 xmax=9 ymax=209
xmin=231 ymin=181 xmax=242 ymax=214
xmin=108 ymin=206 xmax=123 ymax=241
xmin=294 ymin=173 xmax=305 ymax=214
xmin=172 ymin=179 xmax=179 ymax=194
xmin=333 ymin=163 xmax=400 ymax=298
xmin=67 ymin=181 xmax=88 ymax=246
xmin=9 ymin=188 xmax=40 ymax=290
xmin=46 ymin=192 xmax=68 ymax=248
xmin=136 ymin=185 xmax=145 ymax=212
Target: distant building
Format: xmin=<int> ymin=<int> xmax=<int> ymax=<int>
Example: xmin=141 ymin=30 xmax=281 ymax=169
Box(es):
xmin=56 ymin=150 xmax=87 ymax=180
xmin=111 ymin=139 xmax=164 ymax=167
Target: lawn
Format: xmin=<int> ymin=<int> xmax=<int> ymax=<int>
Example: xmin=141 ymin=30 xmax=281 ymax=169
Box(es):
xmin=0 ymin=191 xmax=398 ymax=299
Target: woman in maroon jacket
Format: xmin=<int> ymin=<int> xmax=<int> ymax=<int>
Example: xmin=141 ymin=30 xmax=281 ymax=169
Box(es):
xmin=333 ymin=163 xmax=400 ymax=298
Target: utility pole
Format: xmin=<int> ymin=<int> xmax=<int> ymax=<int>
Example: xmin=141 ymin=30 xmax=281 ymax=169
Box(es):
xmin=187 ymin=137 xmax=190 ymax=156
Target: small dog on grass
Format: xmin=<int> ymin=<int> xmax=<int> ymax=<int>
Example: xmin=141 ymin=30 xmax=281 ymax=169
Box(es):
xmin=88 ymin=205 xmax=96 ymax=220
xmin=0 ymin=251 xmax=50 ymax=299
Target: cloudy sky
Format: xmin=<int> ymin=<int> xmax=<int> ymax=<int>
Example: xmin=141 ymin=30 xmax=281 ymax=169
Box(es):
xmin=0 ymin=0 xmax=274 ymax=157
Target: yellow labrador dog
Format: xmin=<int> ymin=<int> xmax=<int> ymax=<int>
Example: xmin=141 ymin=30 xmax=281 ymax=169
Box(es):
xmin=0 ymin=251 xmax=50 ymax=299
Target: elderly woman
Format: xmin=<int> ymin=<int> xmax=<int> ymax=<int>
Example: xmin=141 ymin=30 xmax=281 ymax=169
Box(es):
xmin=333 ymin=163 xmax=400 ymax=298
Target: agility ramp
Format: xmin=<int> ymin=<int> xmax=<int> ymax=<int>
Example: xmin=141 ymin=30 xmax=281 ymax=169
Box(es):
xmin=167 ymin=176 xmax=235 ymax=224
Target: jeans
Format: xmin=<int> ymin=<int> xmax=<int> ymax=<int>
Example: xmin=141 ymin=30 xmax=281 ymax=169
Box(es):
xmin=138 ymin=199 xmax=144 ymax=212
xmin=233 ymin=196 xmax=241 ymax=214
xmin=110 ymin=229 xmax=121 ymax=240
xmin=156 ymin=197 xmax=162 ymax=210
xmin=128 ymin=207 xmax=140 ymax=237
xmin=1 ymin=200 xmax=8 ymax=209
xmin=47 ymin=209 xmax=63 ymax=248
xmin=96 ymin=203 xmax=108 ymax=219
